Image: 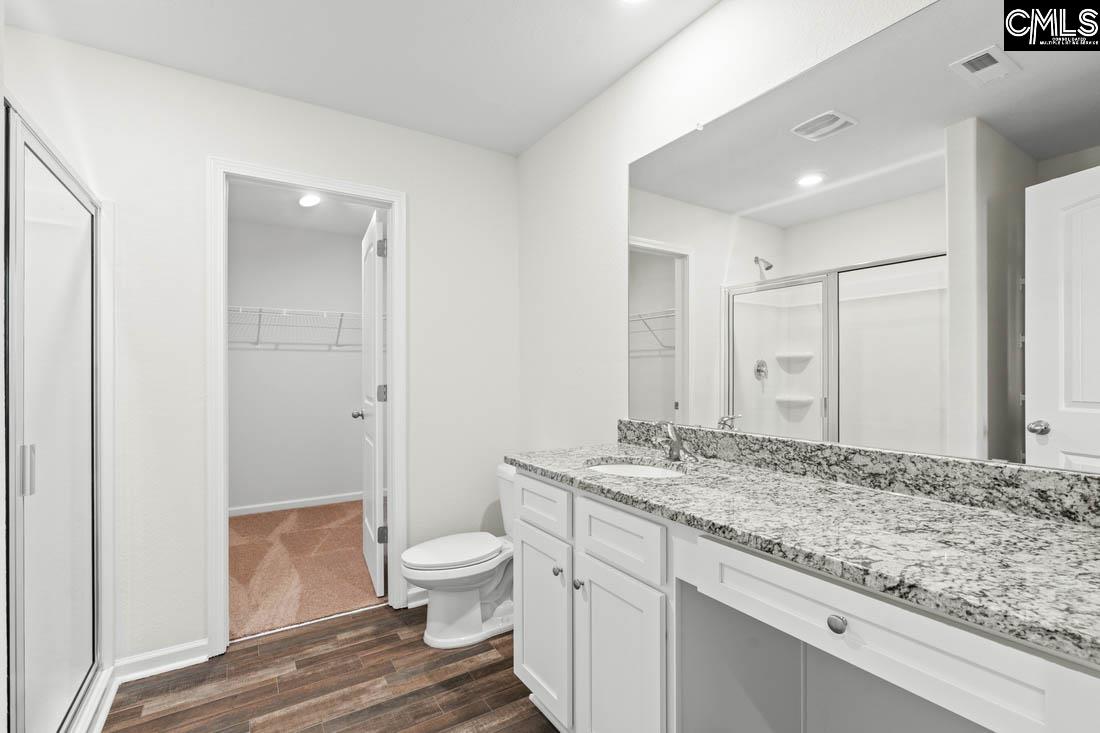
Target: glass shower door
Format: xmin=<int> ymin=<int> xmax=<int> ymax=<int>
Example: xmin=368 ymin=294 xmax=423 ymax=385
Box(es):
xmin=729 ymin=279 xmax=827 ymax=440
xmin=838 ymin=256 xmax=948 ymax=453
xmin=8 ymin=108 xmax=98 ymax=733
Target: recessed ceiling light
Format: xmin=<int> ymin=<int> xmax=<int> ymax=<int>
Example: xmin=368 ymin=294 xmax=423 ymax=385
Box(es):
xmin=298 ymin=193 xmax=321 ymax=208
xmin=797 ymin=173 xmax=825 ymax=188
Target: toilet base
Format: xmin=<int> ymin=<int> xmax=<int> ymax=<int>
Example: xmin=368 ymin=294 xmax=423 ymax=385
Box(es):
xmin=422 ymin=591 xmax=513 ymax=649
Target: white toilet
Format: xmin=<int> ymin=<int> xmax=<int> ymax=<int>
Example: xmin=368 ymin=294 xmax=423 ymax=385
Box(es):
xmin=401 ymin=464 xmax=516 ymax=649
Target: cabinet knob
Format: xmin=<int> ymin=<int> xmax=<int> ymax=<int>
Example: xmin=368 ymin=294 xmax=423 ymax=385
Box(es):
xmin=827 ymin=614 xmax=848 ymax=635
xmin=552 ymin=566 xmax=562 ymax=576
xmin=573 ymin=579 xmax=585 ymax=590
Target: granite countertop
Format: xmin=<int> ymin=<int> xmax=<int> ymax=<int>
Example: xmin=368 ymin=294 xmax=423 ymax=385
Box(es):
xmin=504 ymin=442 xmax=1100 ymax=670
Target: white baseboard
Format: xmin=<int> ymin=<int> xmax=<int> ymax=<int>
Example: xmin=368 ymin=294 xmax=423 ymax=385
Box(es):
xmin=405 ymin=585 xmax=429 ymax=609
xmin=229 ymin=492 xmax=361 ymax=517
xmin=78 ymin=638 xmax=209 ymax=732
xmin=113 ymin=638 xmax=210 ymax=684
xmin=69 ymin=666 xmax=115 ymax=733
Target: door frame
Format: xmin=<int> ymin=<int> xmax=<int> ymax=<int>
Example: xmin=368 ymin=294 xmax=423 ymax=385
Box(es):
xmin=205 ymin=157 xmax=408 ymax=656
xmin=628 ymin=237 xmax=691 ymax=424
xmin=5 ymin=98 xmax=118 ymax=732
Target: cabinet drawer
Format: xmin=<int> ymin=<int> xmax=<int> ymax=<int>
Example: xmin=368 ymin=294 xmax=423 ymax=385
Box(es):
xmin=695 ymin=537 xmax=1061 ymax=733
xmin=516 ymin=475 xmax=571 ymax=540
xmin=575 ymin=497 xmax=665 ymax=586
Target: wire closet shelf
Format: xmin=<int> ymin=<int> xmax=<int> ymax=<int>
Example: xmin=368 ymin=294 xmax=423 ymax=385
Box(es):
xmin=629 ymin=308 xmax=676 ymax=355
xmin=228 ymin=306 xmax=362 ymax=350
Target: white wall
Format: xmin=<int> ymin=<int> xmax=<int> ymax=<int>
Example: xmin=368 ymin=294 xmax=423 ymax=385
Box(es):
xmin=780 ymin=188 xmax=945 ymax=273
xmin=629 ymin=188 xmax=732 ymax=427
xmin=227 ymin=219 xmax=362 ymax=514
xmin=1037 ymin=144 xmax=1100 ymax=183
xmin=946 ymin=118 xmax=1035 ymax=460
xmin=518 ymin=0 xmax=938 ymax=450
xmin=5 ymin=28 xmax=519 ymax=659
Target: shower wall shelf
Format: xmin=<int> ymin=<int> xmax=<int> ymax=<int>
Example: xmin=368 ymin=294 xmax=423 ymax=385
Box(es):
xmin=629 ymin=308 xmax=677 ymax=354
xmin=774 ymin=395 xmax=815 ymax=407
xmin=228 ymin=305 xmax=363 ymax=350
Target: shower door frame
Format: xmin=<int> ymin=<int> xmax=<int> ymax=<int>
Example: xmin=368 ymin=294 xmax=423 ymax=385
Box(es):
xmin=6 ymin=98 xmax=118 ymax=733
xmin=723 ymin=273 xmax=836 ymax=442
xmin=722 ymin=251 xmax=947 ymax=444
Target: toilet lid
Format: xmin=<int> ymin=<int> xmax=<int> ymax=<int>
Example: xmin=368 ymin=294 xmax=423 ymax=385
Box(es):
xmin=401 ymin=532 xmax=503 ymax=571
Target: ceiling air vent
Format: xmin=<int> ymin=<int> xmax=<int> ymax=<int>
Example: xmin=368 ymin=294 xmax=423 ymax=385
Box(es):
xmin=949 ymin=45 xmax=1020 ymax=87
xmin=791 ymin=110 xmax=858 ymax=142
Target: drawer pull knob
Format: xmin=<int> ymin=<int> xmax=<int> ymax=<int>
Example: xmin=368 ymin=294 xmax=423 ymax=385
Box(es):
xmin=573 ymin=579 xmax=585 ymax=590
xmin=827 ymin=615 xmax=848 ymax=635
xmin=552 ymin=566 xmax=563 ymax=577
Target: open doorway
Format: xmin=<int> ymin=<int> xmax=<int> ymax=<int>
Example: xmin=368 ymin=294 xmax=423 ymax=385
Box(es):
xmin=207 ymin=160 xmax=407 ymax=653
xmin=628 ymin=241 xmax=689 ymax=424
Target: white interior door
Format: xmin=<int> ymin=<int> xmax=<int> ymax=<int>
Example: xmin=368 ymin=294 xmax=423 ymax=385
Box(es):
xmin=9 ymin=110 xmax=97 ymax=732
xmin=360 ymin=211 xmax=386 ymax=595
xmin=1025 ymin=165 xmax=1100 ymax=472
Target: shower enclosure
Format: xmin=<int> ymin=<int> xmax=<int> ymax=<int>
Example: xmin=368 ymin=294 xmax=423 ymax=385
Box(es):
xmin=725 ymin=254 xmax=947 ymax=453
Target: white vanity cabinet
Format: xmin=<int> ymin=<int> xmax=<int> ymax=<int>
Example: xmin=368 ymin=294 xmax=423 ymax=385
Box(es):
xmin=511 ymin=470 xmax=1100 ymax=733
xmin=513 ymin=476 xmax=667 ymax=733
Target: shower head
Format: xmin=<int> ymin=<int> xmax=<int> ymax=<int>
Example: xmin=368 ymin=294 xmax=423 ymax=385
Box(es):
xmin=754 ymin=256 xmax=774 ymax=271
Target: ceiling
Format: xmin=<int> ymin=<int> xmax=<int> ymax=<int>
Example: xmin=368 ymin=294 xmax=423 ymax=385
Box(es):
xmin=7 ymin=0 xmax=720 ymax=155
xmin=228 ymin=176 xmax=379 ymax=238
xmin=630 ymin=0 xmax=1100 ymax=226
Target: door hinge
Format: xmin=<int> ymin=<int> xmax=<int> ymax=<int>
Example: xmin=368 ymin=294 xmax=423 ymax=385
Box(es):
xmin=376 ymin=238 xmax=388 ymax=258
xmin=377 ymin=525 xmax=389 ymax=544
xmin=377 ymin=384 xmax=388 ymax=402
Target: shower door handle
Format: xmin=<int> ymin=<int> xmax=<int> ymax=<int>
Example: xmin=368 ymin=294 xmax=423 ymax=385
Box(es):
xmin=19 ymin=444 xmax=36 ymax=496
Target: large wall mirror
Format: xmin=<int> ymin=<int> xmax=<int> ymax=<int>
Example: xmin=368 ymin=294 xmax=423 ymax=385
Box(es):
xmin=627 ymin=0 xmax=1100 ymax=471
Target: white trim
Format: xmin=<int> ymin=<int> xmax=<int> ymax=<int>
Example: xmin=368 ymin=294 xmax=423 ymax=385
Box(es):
xmin=82 ymin=636 xmax=212 ymax=732
xmin=405 ymin=585 xmax=429 ymax=609
xmin=628 ymin=237 xmax=692 ymax=425
xmin=228 ymin=491 xmax=362 ymax=517
xmin=206 ymin=157 xmax=410 ymax=659
xmin=67 ymin=666 xmax=114 ymax=733
xmin=112 ymin=638 xmax=210 ymax=685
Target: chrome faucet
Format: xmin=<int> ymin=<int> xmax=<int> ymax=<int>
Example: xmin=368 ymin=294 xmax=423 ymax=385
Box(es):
xmin=656 ymin=421 xmax=685 ymax=461
xmin=718 ymin=414 xmax=743 ymax=431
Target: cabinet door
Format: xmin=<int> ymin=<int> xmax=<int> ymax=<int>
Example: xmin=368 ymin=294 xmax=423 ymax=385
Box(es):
xmin=514 ymin=520 xmax=573 ymax=727
xmin=574 ymin=554 xmax=665 ymax=733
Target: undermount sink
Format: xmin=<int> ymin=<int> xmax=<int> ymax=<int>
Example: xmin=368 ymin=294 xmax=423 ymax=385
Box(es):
xmin=589 ymin=463 xmax=684 ymax=478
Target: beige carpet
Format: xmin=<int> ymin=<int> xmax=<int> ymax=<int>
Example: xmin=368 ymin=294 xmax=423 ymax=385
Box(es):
xmin=229 ymin=501 xmax=384 ymax=639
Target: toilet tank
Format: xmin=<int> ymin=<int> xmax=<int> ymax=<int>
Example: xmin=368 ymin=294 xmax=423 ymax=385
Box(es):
xmin=497 ymin=464 xmax=517 ymax=537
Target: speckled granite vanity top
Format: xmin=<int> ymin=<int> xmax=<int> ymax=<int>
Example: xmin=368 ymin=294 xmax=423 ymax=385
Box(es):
xmin=504 ymin=442 xmax=1100 ymax=670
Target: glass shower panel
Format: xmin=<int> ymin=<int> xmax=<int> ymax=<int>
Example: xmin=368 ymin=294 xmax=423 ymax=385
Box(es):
xmin=838 ymin=256 xmax=948 ymax=453
xmin=731 ymin=281 xmax=825 ymax=440
xmin=20 ymin=146 xmax=96 ymax=732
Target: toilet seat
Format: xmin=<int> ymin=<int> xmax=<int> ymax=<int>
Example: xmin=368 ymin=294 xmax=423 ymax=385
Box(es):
xmin=401 ymin=531 xmax=503 ymax=571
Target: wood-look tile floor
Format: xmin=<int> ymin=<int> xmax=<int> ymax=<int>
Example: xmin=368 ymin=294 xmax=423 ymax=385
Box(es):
xmin=104 ymin=605 xmax=555 ymax=732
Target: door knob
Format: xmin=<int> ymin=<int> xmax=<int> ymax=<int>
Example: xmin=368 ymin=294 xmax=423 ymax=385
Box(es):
xmin=351 ymin=410 xmax=365 ymax=420
xmin=552 ymin=566 xmax=562 ymax=576
xmin=573 ymin=579 xmax=585 ymax=590
xmin=1026 ymin=419 xmax=1051 ymax=436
